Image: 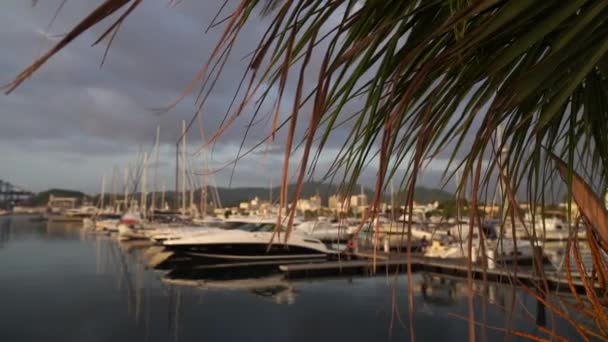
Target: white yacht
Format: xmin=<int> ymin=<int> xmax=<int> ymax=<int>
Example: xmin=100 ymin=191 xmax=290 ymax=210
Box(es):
xmin=295 ymin=220 xmax=353 ymax=243
xmin=164 ymin=223 xmax=336 ymax=262
xmin=502 ymin=214 xmax=585 ymax=241
xmin=65 ymin=206 xmax=98 ymax=218
xmin=142 ymin=223 xmax=222 ymax=243
xmin=191 ymin=216 xmax=224 ymax=226
xmin=143 ymin=217 xmax=275 ymax=243
xmin=86 ymin=213 xmax=122 ymax=232
xmin=425 ymin=237 xmax=544 ymax=266
xmin=116 ymin=212 xmax=145 ymax=239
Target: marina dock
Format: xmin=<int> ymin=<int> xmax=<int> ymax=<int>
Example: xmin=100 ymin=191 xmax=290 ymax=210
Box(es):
xmin=278 ymin=255 xmax=601 ymax=294
xmin=129 ymin=236 xmax=601 ymax=295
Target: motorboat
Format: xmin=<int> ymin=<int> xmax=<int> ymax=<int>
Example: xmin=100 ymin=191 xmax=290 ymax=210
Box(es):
xmin=94 ymin=214 xmax=122 ymax=232
xmin=424 ymin=237 xmax=547 ymax=266
xmin=378 ymin=221 xmax=434 ymax=240
xmin=143 ymin=217 xmax=275 ymax=243
xmin=366 ymin=214 xmax=435 ymax=240
xmin=294 ymin=220 xmax=353 ymax=243
xmin=65 ymin=206 xmax=98 ymax=218
xmin=142 ymin=223 xmax=222 ymax=243
xmin=425 ymin=239 xmax=477 ymax=259
xmin=502 ymin=215 xmax=586 ymax=241
xmin=116 ymin=212 xmax=145 ymax=239
xmin=164 ymin=223 xmax=336 ymax=262
xmin=191 ymin=216 xmax=224 ymax=226
xmin=84 ymin=211 xmax=119 ymax=230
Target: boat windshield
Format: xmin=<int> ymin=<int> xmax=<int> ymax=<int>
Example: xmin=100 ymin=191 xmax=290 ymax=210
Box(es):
xmin=222 ymin=221 xmax=249 ymax=230
xmin=98 ymin=214 xmax=121 ymax=220
xmin=238 ymin=223 xmax=286 ymax=232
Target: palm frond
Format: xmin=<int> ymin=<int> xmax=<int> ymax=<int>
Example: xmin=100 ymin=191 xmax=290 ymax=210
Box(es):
xmin=7 ymin=0 xmax=608 ymax=338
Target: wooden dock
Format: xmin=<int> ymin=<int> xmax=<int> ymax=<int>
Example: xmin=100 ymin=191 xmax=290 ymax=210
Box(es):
xmin=279 ymin=256 xmax=601 ymax=294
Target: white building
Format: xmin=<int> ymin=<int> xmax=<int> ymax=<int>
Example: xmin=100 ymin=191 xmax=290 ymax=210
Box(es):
xmin=350 ymin=194 xmax=367 ymax=208
xmin=329 ymin=194 xmax=350 ymax=213
xmin=297 ymin=195 xmax=322 ymax=212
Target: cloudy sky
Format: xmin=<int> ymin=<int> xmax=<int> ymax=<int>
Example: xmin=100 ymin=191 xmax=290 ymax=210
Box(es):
xmin=0 ymin=0 xmax=452 ymax=194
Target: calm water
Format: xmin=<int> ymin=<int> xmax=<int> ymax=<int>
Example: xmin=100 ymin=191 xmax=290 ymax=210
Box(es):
xmin=0 ymin=216 xmax=592 ymax=341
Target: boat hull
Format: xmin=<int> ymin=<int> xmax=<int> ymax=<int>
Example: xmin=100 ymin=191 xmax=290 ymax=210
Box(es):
xmin=166 ymin=243 xmax=329 ymax=262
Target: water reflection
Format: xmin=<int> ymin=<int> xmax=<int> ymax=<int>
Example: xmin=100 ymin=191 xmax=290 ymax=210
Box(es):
xmin=418 ymin=273 xmax=517 ymax=309
xmin=163 ymin=274 xmax=298 ymax=305
xmin=0 ymin=215 xmax=50 ymax=244
xmin=45 ymin=220 xmax=86 ymax=239
xmin=0 ymin=219 xmax=590 ymax=342
xmin=419 ymin=274 xmax=460 ymax=306
xmin=0 ymin=216 xmax=11 ymax=247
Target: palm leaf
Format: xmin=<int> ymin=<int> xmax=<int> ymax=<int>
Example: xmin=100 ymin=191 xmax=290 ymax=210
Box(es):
xmin=550 ymin=152 xmax=608 ymax=249
xmin=7 ymin=0 xmax=608 ymax=337
xmin=3 ymin=0 xmax=139 ymax=94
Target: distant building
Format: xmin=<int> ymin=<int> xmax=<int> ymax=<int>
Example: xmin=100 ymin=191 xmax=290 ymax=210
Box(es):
xmin=350 ymin=194 xmax=367 ymax=208
xmin=47 ymin=195 xmax=77 ymax=213
xmin=297 ymin=195 xmax=322 ymax=212
xmin=478 ymin=204 xmax=500 ymax=215
xmin=558 ymin=201 xmax=579 ymax=218
xmin=398 ymin=201 xmax=438 ymax=216
xmin=310 ymin=195 xmax=322 ymax=208
xmin=256 ymin=202 xmax=275 ymax=216
xmin=328 ymin=194 xmax=348 ymax=213
xmin=250 ymin=196 xmax=260 ymax=210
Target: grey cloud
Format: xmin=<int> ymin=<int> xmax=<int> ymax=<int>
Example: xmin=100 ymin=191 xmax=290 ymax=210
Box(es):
xmin=0 ymin=0 xmax=458 ymax=192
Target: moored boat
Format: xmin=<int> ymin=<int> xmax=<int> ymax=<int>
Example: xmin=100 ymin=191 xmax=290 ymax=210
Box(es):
xmin=163 ymin=223 xmax=337 ymax=263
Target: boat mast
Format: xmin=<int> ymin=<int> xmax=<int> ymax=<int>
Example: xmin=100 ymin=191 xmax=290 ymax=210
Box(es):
xmin=100 ymin=174 xmax=106 ymax=212
xmin=111 ymin=166 xmax=118 ymax=212
xmin=200 ymin=169 xmax=207 ymax=217
xmin=201 ymin=149 xmax=208 ymax=218
xmin=270 ymin=174 xmax=273 ymax=204
xmin=151 ymin=125 xmax=160 ymax=216
xmin=161 ymin=181 xmax=166 ymax=210
xmin=175 ymin=139 xmax=179 ymax=211
xmin=197 ymin=111 xmax=207 ymax=217
xmin=390 ymin=179 xmax=395 ymax=220
xmin=124 ymin=164 xmax=130 ymax=213
xmin=181 ymin=120 xmax=187 ymax=215
xmin=141 ymin=152 xmax=148 ymax=219
xmin=187 ymin=161 xmax=194 ymax=215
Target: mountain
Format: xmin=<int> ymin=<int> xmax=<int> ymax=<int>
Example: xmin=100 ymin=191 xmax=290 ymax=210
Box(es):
xmin=34 ymin=182 xmax=453 ymax=208
xmin=215 ymin=182 xmax=345 ymax=207
xmin=213 ymin=182 xmax=452 ymax=207
xmin=392 ymin=186 xmax=453 ymax=205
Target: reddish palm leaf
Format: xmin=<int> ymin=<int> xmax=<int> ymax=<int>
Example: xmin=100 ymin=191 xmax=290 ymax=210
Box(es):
xmin=550 ymin=152 xmax=608 ymax=249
